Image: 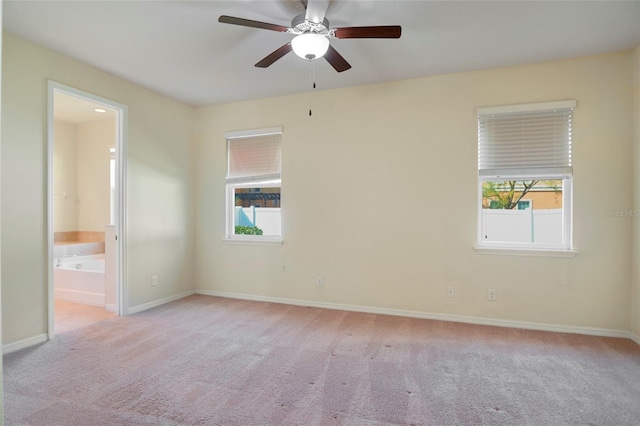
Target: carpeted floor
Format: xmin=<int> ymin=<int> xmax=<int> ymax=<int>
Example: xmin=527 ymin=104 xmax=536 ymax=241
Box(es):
xmin=4 ymin=294 xmax=640 ymax=425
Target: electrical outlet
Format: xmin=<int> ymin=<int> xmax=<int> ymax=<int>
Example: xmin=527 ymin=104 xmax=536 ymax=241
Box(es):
xmin=447 ymin=287 xmax=455 ymax=298
xmin=488 ymin=288 xmax=497 ymax=301
xmin=316 ymin=276 xmax=324 ymax=287
xmin=152 ymin=275 xmax=158 ymax=286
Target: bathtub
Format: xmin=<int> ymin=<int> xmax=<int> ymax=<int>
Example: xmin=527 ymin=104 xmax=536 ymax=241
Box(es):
xmin=54 ymin=254 xmax=106 ymax=306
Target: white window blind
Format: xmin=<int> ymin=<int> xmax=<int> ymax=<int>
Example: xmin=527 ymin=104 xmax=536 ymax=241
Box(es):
xmin=226 ymin=129 xmax=282 ymax=184
xmin=478 ymin=100 xmax=575 ymax=178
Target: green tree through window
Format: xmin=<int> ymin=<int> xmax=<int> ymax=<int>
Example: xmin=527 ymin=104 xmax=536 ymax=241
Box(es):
xmin=483 ymin=180 xmax=560 ymax=209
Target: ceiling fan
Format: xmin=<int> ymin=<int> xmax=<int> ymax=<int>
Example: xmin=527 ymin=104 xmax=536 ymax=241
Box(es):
xmin=218 ymin=0 xmax=402 ymax=72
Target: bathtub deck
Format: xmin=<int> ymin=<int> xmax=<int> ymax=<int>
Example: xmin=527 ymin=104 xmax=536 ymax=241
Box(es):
xmin=55 ymin=300 xmax=116 ymax=334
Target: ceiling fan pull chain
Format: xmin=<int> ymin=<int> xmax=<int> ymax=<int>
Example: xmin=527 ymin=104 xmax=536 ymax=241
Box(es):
xmin=309 ymin=60 xmax=316 ymax=116
xmin=312 ymin=59 xmax=316 ymax=90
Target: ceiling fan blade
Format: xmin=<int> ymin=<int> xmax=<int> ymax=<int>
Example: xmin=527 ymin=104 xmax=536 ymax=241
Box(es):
xmin=304 ymin=0 xmax=330 ymax=24
xmin=334 ymin=26 xmax=402 ymax=39
xmin=324 ymin=45 xmax=351 ymax=72
xmin=218 ymin=15 xmax=289 ymax=32
xmin=255 ymin=43 xmax=293 ymax=68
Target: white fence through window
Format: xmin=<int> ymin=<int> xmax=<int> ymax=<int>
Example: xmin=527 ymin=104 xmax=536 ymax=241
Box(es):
xmin=235 ymin=206 xmax=281 ymax=236
xmin=482 ymin=209 xmax=562 ymax=244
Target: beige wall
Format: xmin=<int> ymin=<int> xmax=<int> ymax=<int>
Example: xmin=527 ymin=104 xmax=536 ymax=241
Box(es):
xmin=632 ymin=44 xmax=640 ymax=338
xmin=77 ymin=119 xmax=113 ymax=231
xmin=53 ymin=120 xmax=78 ymax=232
xmin=194 ymin=52 xmax=634 ymax=331
xmin=0 ymin=2 xmax=5 ymax=422
xmin=1 ymin=33 xmax=195 ymax=345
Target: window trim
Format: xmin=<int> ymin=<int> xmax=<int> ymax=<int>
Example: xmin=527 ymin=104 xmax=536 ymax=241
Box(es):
xmin=474 ymin=246 xmax=577 ymax=258
xmin=476 ymin=100 xmax=575 ymax=253
xmin=224 ymin=127 xmax=282 ymax=140
xmin=225 ymin=180 xmax=282 ymax=243
xmin=476 ymin=99 xmax=576 ymax=116
xmin=224 ymin=127 xmax=283 ymax=243
xmin=223 ymin=237 xmax=283 ymax=246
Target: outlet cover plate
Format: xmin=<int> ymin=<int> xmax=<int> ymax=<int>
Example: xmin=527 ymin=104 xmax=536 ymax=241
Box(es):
xmin=488 ymin=288 xmax=497 ymax=301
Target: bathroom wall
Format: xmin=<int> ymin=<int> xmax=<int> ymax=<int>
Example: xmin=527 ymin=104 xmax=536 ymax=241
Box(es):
xmin=53 ymin=117 xmax=114 ymax=236
xmin=76 ymin=118 xmax=113 ymax=232
xmin=53 ymin=120 xmax=78 ymax=232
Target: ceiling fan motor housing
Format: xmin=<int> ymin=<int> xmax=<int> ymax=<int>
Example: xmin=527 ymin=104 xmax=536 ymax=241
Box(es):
xmin=291 ymin=13 xmax=330 ymax=35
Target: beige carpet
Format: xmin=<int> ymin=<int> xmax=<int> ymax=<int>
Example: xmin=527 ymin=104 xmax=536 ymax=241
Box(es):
xmin=4 ymin=294 xmax=640 ymax=425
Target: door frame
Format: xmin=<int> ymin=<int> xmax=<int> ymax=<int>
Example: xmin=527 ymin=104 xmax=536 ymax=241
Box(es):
xmin=47 ymin=81 xmax=128 ymax=339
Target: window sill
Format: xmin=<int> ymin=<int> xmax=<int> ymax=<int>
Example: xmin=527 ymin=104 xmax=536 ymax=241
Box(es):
xmin=474 ymin=246 xmax=577 ymax=258
xmin=223 ymin=238 xmax=283 ymax=247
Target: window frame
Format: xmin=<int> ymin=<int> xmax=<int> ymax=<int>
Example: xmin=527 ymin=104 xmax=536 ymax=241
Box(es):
xmin=476 ymin=101 xmax=575 ymax=254
xmin=224 ymin=127 xmax=283 ymax=245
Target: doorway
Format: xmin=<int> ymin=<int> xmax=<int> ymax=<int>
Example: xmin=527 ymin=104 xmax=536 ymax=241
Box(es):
xmin=47 ymin=82 xmax=127 ymax=338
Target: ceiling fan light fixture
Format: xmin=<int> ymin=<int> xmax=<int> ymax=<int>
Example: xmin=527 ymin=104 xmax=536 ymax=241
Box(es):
xmin=291 ymin=33 xmax=329 ymax=60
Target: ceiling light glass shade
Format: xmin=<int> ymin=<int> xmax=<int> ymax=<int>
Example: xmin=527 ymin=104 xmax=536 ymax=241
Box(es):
xmin=291 ymin=33 xmax=329 ymax=60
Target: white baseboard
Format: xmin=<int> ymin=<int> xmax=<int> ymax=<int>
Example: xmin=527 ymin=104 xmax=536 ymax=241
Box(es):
xmin=105 ymin=304 xmax=116 ymax=312
xmin=55 ymin=288 xmax=104 ymax=307
xmin=196 ymin=289 xmax=633 ymax=340
xmin=6 ymin=292 xmax=636 ymax=355
xmin=3 ymin=333 xmax=48 ymax=355
xmin=127 ymin=290 xmax=195 ymax=315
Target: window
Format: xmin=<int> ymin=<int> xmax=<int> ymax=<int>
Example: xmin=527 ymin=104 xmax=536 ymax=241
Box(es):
xmin=517 ymin=200 xmax=531 ymax=210
xmin=477 ymin=100 xmax=575 ymax=250
xmin=225 ymin=127 xmax=282 ymax=242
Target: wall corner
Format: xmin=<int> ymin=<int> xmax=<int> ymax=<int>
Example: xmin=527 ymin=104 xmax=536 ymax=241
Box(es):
xmin=631 ymin=44 xmax=640 ymax=336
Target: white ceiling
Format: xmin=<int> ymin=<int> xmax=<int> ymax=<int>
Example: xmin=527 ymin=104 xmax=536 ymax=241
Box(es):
xmin=4 ymin=1 xmax=640 ymax=108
